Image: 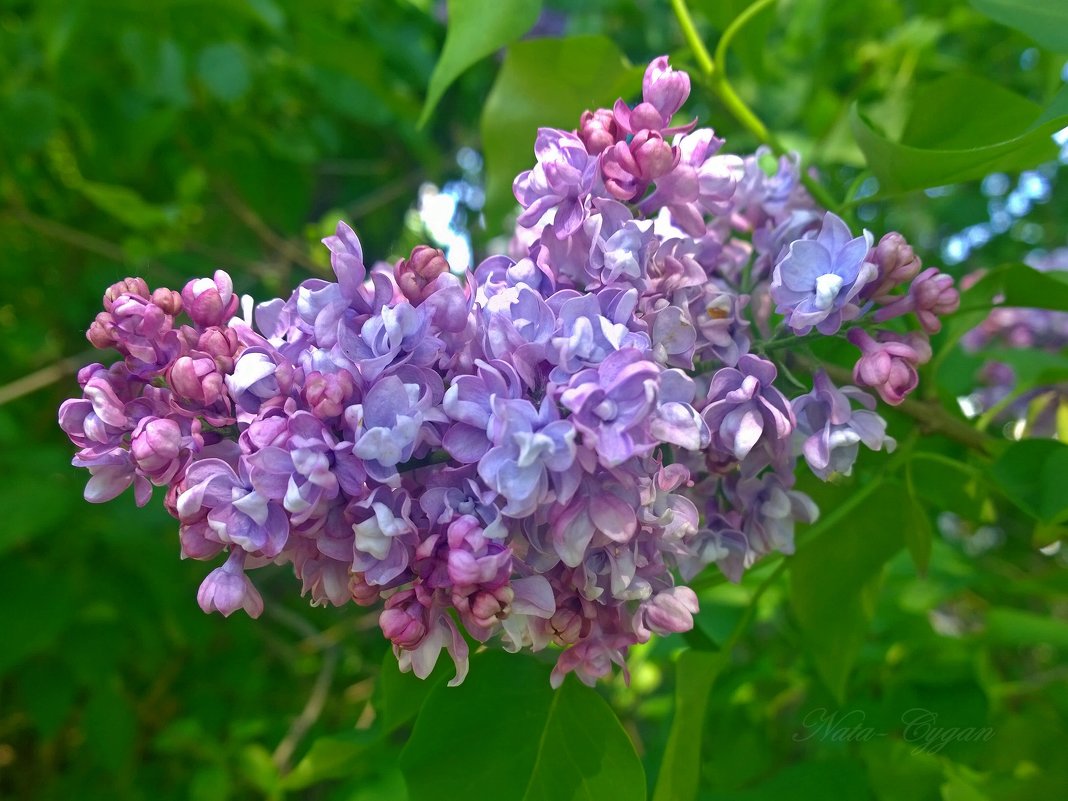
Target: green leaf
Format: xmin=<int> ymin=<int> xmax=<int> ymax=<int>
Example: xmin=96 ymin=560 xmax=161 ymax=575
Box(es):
xmin=0 ymin=561 xmax=74 ymax=672
xmin=197 ymin=43 xmax=251 ymax=102
xmin=18 ymin=659 xmax=78 ymax=738
xmin=970 ymin=0 xmax=1068 ymax=53
xmin=0 ymin=89 xmax=58 ymax=153
xmin=959 ymin=262 xmax=1068 ymax=313
xmin=904 ymin=472 xmax=934 ymax=575
xmin=989 ymin=439 xmax=1068 ymax=523
xmin=653 ymin=650 xmax=725 ymax=801
xmin=481 ymin=35 xmax=640 ymax=228
xmin=419 ymin=0 xmax=543 ymax=127
xmin=376 ymin=647 xmax=447 ymax=732
xmin=281 ymin=731 xmax=381 ymax=790
xmin=190 ymin=766 xmax=231 ymax=801
xmin=851 ymin=74 xmax=1068 ymax=193
xmin=984 ymin=607 xmax=1068 ymax=649
xmin=400 ymin=651 xmax=645 ymax=801
xmin=789 ymin=481 xmax=908 ymax=701
xmin=84 ymin=683 xmax=136 ymax=774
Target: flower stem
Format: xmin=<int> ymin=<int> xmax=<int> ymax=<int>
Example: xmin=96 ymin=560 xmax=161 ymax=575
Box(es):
xmin=670 ymin=0 xmax=843 ymax=215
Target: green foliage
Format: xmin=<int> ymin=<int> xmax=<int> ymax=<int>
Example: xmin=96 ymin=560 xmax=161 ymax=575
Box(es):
xmin=970 ymin=0 xmax=1068 ymax=53
xmin=481 ymin=35 xmax=640 ymax=226
xmin=3 ymin=0 xmax=1067 ymax=799
xmin=419 ymin=0 xmax=543 ymax=126
xmin=852 ymin=75 xmax=1068 ymax=193
xmin=400 ymin=651 xmax=646 ymax=801
xmin=789 ymin=481 xmax=908 ymax=701
xmin=653 ymin=650 xmax=724 ymax=801
xmin=990 ymin=439 xmax=1068 ymax=523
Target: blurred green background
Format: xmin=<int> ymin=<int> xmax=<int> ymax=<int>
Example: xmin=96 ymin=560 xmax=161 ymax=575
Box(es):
xmin=2 ymin=1 xmax=1067 ymax=799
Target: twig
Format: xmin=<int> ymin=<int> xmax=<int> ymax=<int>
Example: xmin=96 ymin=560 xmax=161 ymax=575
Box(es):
xmin=344 ymin=171 xmax=424 ymax=221
xmin=6 ymin=207 xmax=129 ymax=262
xmin=671 ymin=0 xmax=842 ymax=214
xmin=0 ymin=350 xmax=96 ymax=406
xmin=214 ymin=182 xmax=324 ymax=275
xmin=266 ymin=605 xmax=341 ymax=773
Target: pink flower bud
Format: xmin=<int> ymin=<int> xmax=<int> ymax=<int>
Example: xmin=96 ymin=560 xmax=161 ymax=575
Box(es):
xmin=303 ymin=370 xmax=356 ymax=419
xmin=151 ymin=287 xmax=183 ymax=316
xmin=638 ymin=586 xmax=699 ymax=639
xmin=395 ymin=245 xmax=449 ymax=305
xmin=195 ymin=326 xmax=240 ymax=370
xmin=549 ymin=605 xmax=588 ymax=645
xmin=103 ymin=277 xmax=149 ymax=311
xmin=349 ymin=572 xmax=380 ymax=607
xmin=181 ymin=270 xmax=238 ymax=327
xmin=909 ymin=268 xmax=960 ymax=334
xmin=87 ymin=312 xmax=117 ymax=349
xmin=380 ymin=591 xmax=429 ymax=649
xmin=848 ymin=329 xmax=930 ymax=406
xmin=168 ymin=355 xmax=227 ymax=407
xmin=866 ymin=232 xmax=922 ymax=302
xmin=130 ymin=417 xmax=184 ymax=484
xmin=642 ymin=55 xmax=690 ymax=121
xmin=578 ymin=108 xmax=619 ymax=155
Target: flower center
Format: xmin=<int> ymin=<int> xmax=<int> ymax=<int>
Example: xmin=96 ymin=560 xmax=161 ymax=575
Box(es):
xmin=814 ymin=273 xmax=844 ymax=310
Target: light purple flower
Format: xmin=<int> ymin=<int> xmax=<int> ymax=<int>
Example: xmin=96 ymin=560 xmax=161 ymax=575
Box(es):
xmin=197 ymin=550 xmax=264 ymax=618
xmin=770 ymin=212 xmax=876 ymax=334
xmin=177 ymin=457 xmax=290 ymax=558
xmin=734 ymin=472 xmax=818 ymax=558
xmin=345 ymin=369 xmax=446 ymax=481
xmin=513 ymin=129 xmax=598 ymax=238
xmin=639 ymin=130 xmax=739 ymax=236
xmin=560 ymin=348 xmax=660 ymax=466
xmin=350 ymin=486 xmax=418 ymax=586
xmin=702 ymin=354 xmax=795 ymax=468
xmin=793 ymin=371 xmax=895 ymax=480
xmin=478 ymin=397 xmax=578 ymax=518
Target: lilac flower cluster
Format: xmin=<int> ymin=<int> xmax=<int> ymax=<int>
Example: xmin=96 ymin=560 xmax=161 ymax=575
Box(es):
xmin=60 ymin=56 xmax=951 ymax=687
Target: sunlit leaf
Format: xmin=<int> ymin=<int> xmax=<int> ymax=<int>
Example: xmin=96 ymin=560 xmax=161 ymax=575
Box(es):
xmin=481 ymin=35 xmax=640 ymax=228
xmin=420 ymin=0 xmax=543 ymax=127
xmin=653 ymin=649 xmax=724 ymax=801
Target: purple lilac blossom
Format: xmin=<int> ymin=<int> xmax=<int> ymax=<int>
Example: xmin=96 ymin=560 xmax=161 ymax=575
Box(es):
xmin=59 ymin=54 xmax=942 ymax=688
xmin=792 ymin=371 xmax=895 ymax=480
xmin=770 ymin=211 xmax=876 ymax=334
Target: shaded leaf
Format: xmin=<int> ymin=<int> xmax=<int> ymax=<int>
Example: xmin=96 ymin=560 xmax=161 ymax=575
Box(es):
xmin=851 ymin=75 xmax=1068 ymax=192
xmin=653 ymin=649 xmax=725 ymax=801
xmin=197 ymin=43 xmax=251 ymax=102
xmin=75 ymin=181 xmax=175 ymax=230
xmin=400 ymin=651 xmax=645 ymax=801
xmin=984 ymin=607 xmax=1068 ymax=650
xmin=789 ymin=480 xmax=907 ymax=701
xmin=970 ymin=0 xmax=1068 ymax=53
xmin=281 ymin=731 xmax=381 ymax=790
xmin=960 ymin=261 xmax=1068 ymax=313
xmin=989 ymin=438 xmax=1068 ymax=523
